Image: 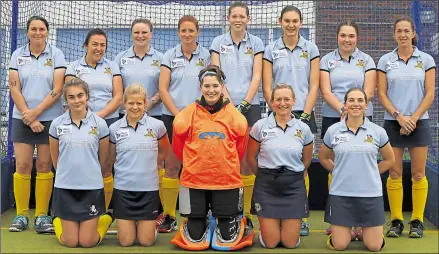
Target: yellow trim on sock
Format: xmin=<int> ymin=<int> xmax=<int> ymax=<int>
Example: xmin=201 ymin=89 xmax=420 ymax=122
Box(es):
xmin=386 ymin=176 xmax=404 ymax=221
xmin=53 ymin=217 xmax=64 ymax=245
xmin=35 ymin=172 xmax=54 ymax=216
xmin=411 ymin=176 xmax=428 ymax=222
xmin=97 ymin=214 xmax=113 ymax=245
xmin=242 ymin=174 xmax=255 ymax=219
xmin=13 ymin=172 xmax=31 ymax=217
xmin=162 ymin=177 xmax=179 ymax=218
xmin=103 ymin=175 xmax=114 ymax=211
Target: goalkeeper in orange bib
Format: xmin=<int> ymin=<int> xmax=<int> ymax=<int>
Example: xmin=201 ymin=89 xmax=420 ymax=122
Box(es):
xmin=170 ymin=65 xmax=254 ymax=251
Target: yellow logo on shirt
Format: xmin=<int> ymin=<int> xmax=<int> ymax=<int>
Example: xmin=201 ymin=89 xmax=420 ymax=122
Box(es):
xmin=104 ymin=67 xmax=112 ymax=75
xmin=300 ymin=50 xmax=309 ymax=59
xmin=196 ymin=58 xmax=205 ymax=67
xmin=44 ymin=58 xmax=53 ymax=67
xmin=356 ymin=59 xmax=365 ymax=67
xmin=294 ymin=129 xmax=303 ymax=139
xmin=414 ymin=61 xmax=424 ymax=69
xmin=145 ymin=128 xmax=156 ymax=138
xmin=151 ymin=60 xmax=160 ymax=67
xmin=364 ymin=134 xmax=374 ymax=144
xmin=88 ymin=126 xmax=99 ymax=136
xmin=245 ymin=47 xmax=254 ymax=55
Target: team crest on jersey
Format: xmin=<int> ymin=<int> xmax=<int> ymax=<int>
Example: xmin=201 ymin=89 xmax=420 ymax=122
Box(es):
xmin=244 ymin=46 xmax=254 ymax=55
xmin=364 ymin=134 xmax=374 ymax=144
xmin=300 ymin=50 xmax=309 ymax=58
xmin=88 ymin=126 xmax=98 ymax=136
xmin=151 ymin=60 xmax=160 ymax=67
xmin=414 ymin=61 xmax=424 ymax=69
xmin=356 ymin=59 xmax=365 ymax=67
xmin=44 ymin=58 xmax=53 ymax=67
xmin=144 ymin=128 xmax=156 ymax=138
xmin=294 ymin=129 xmax=303 ymax=139
xmin=196 ymin=58 xmax=205 ymax=67
xmin=104 ymin=67 xmax=112 ymax=75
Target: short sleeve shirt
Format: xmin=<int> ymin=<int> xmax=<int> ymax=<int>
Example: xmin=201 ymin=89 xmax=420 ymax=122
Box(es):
xmin=9 ymin=43 xmax=67 ymax=121
xmin=49 ymin=110 xmax=109 ymax=190
xmin=250 ymin=113 xmax=313 ymax=172
xmin=109 ymin=113 xmax=167 ymax=191
xmin=323 ymin=118 xmax=389 ymax=197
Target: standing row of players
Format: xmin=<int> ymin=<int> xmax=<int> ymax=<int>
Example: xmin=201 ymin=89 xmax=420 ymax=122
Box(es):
xmin=7 ymin=1 xmax=435 ymax=250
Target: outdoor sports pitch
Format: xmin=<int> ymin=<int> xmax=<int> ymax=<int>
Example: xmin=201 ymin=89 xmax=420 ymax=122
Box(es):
xmin=1 ymin=210 xmax=438 ymax=253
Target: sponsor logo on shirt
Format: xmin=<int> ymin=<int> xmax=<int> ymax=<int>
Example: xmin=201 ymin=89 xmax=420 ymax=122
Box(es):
xmin=88 ymin=126 xmax=99 ymax=136
xmin=104 ymin=67 xmax=112 ymax=75
xmin=294 ymin=129 xmax=303 ymax=139
xmin=414 ymin=60 xmax=424 ymax=69
xmin=199 ymin=132 xmax=225 ymax=140
xmin=44 ymin=58 xmax=53 ymax=67
xmin=300 ymin=50 xmax=309 ymax=59
xmin=196 ymin=58 xmax=205 ymax=67
xmin=144 ymin=128 xmax=156 ymax=138
xmin=244 ymin=46 xmax=253 ymax=55
xmin=356 ymin=59 xmax=365 ymax=67
xmin=364 ymin=134 xmax=374 ymax=144
xmin=151 ymin=60 xmax=160 ymax=67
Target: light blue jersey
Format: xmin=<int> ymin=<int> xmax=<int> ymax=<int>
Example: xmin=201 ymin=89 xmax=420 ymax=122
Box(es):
xmin=49 ymin=110 xmax=109 ymax=190
xmin=320 ymin=48 xmax=376 ymax=117
xmin=109 ymin=113 xmax=167 ymax=191
xmin=250 ymin=113 xmax=313 ymax=172
xmin=210 ymin=32 xmax=264 ymax=105
xmin=161 ymin=43 xmax=210 ymax=116
xmin=114 ymin=46 xmax=163 ymax=116
xmin=9 ymin=43 xmax=67 ymax=121
xmin=264 ymin=36 xmax=320 ymax=111
xmin=377 ymin=47 xmax=436 ymax=120
xmin=66 ymin=56 xmax=121 ymax=119
xmin=323 ymin=118 xmax=389 ymax=197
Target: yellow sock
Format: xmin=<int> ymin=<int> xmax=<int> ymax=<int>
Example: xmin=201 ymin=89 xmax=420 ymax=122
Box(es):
xmin=242 ymin=174 xmax=255 ymax=219
xmin=97 ymin=213 xmax=113 ymax=245
xmin=158 ymin=168 xmax=165 ymax=207
xmin=53 ymin=217 xmax=64 ymax=245
xmin=13 ymin=172 xmax=31 ymax=217
xmin=327 ymin=173 xmax=332 ymax=192
xmin=303 ymin=174 xmax=309 ymax=223
xmin=411 ymin=176 xmax=428 ymax=222
xmin=326 ymin=234 xmax=335 ymax=250
xmin=103 ymin=175 xmax=114 ymax=211
xmin=35 ymin=172 xmax=54 ymax=216
xmin=386 ymin=177 xmax=404 ymax=221
xmin=162 ymin=177 xmax=179 ymax=218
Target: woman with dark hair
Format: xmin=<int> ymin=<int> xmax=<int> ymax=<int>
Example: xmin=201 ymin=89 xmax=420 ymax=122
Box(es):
xmin=8 ymin=16 xmax=67 ymax=233
xmin=378 ymin=16 xmax=436 ymax=238
xmin=320 ymin=88 xmax=395 ymax=252
xmin=65 ymin=28 xmax=123 ymax=211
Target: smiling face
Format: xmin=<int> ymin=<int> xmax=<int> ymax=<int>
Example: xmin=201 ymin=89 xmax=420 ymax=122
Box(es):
xmin=27 ymin=20 xmax=48 ymax=45
xmin=279 ymin=10 xmax=302 ymax=38
xmin=66 ymin=85 xmax=88 ymax=113
xmin=345 ymin=90 xmax=367 ymax=118
xmin=394 ymin=20 xmax=416 ymax=48
xmin=338 ymin=25 xmax=357 ymax=54
xmin=200 ymin=75 xmax=223 ymax=105
xmin=85 ymin=34 xmax=106 ymax=63
xmin=132 ymin=22 xmax=152 ymax=48
xmin=178 ymin=21 xmax=199 ymax=45
xmin=272 ymin=88 xmax=295 ymax=116
xmin=124 ymin=93 xmax=146 ymax=120
xmin=228 ymin=6 xmax=250 ymax=33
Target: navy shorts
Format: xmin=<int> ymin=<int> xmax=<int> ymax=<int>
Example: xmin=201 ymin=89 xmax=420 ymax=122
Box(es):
xmin=162 ymin=114 xmax=174 ymax=143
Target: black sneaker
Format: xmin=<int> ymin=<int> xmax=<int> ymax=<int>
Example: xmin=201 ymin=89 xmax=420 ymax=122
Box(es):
xmin=157 ymin=215 xmax=177 ymax=233
xmin=244 ymin=217 xmax=254 ymax=235
xmin=408 ymin=219 xmax=424 ymax=238
xmin=386 ymin=219 xmax=404 ymax=237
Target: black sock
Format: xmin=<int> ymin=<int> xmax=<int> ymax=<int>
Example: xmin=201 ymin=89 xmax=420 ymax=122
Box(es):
xmin=187 ymin=217 xmax=206 ymax=240
xmin=218 ymin=217 xmax=238 ymax=241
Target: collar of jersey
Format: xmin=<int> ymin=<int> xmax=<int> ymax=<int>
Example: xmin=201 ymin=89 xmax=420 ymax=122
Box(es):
xmin=267 ymin=112 xmax=296 ymax=129
xmin=224 ymin=31 xmax=249 ymax=46
xmin=176 ymin=43 xmax=201 ymax=57
xmin=390 ymin=46 xmax=420 ymax=62
xmin=119 ymin=112 xmax=147 ymax=128
xmin=80 ymin=55 xmax=105 ymax=66
xmin=63 ymin=109 xmax=93 ymax=125
xmin=126 ymin=45 xmax=156 ymax=58
xmin=275 ymin=35 xmax=306 ymax=51
xmin=22 ymin=43 xmax=50 ymax=56
xmin=334 ymin=47 xmax=360 ymax=61
xmin=339 ymin=117 xmax=370 ymax=132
